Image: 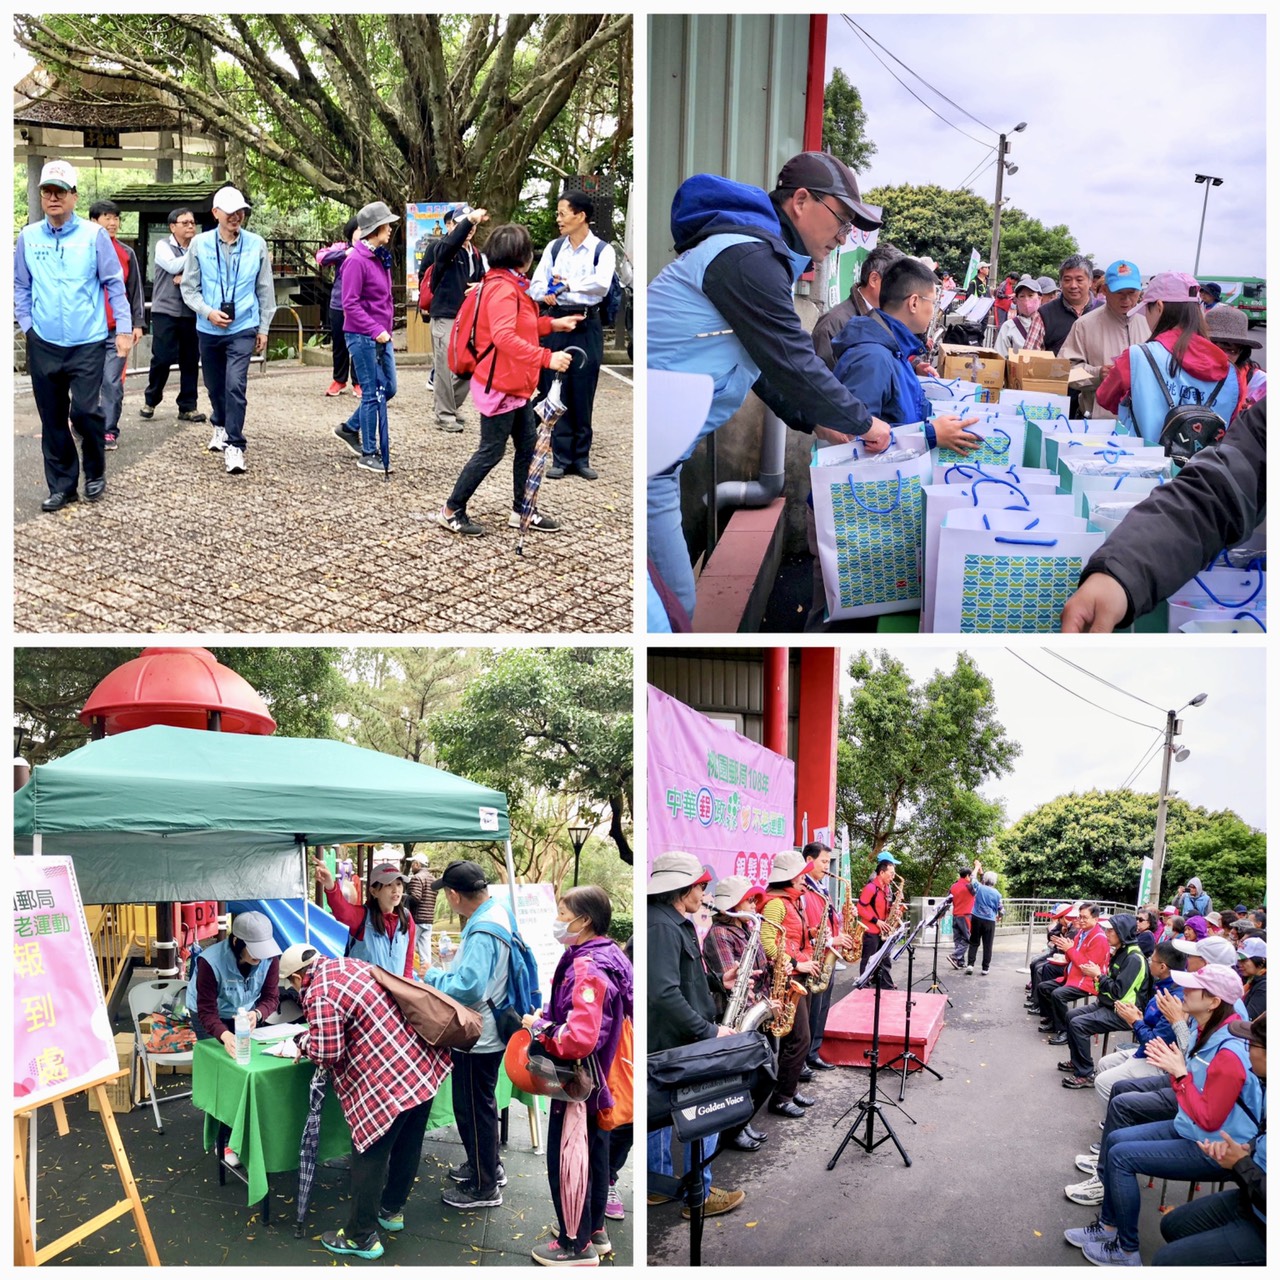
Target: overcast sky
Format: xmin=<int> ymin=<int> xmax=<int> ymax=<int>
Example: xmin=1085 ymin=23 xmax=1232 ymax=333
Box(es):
xmin=837 ymin=645 xmax=1266 ymax=831
xmin=827 ymin=14 xmax=1266 ymax=277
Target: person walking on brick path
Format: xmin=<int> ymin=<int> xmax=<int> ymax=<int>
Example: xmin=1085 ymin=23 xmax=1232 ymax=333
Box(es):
xmin=141 ymin=207 xmax=207 ymax=426
xmin=87 ymin=200 xmax=145 ymax=450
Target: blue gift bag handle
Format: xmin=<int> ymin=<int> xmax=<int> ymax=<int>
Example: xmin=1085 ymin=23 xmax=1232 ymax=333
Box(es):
xmin=984 ymin=428 xmax=1011 ymax=456
xmin=945 ymin=463 xmax=987 ymax=483
xmin=1190 ymin=570 xmax=1264 ymax=609
xmin=847 ymin=469 xmax=904 ymax=514
xmin=1232 ymin=611 xmax=1266 ymax=632
xmin=969 ymin=476 xmax=1029 ymax=508
xmin=994 ymin=535 xmax=1059 ymax=547
xmin=1100 ymin=447 xmax=1132 ymax=464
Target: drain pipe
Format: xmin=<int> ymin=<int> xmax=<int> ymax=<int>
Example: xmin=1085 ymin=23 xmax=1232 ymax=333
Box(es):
xmin=714 ymin=407 xmax=787 ymax=513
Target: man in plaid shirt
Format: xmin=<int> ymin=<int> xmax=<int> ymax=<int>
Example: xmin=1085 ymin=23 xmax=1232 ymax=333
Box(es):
xmin=281 ymin=945 xmax=452 ymax=1260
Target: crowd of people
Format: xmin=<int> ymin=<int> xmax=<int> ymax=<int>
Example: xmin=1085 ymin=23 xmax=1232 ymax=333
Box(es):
xmin=15 ymin=161 xmax=622 ymax=529
xmin=181 ymin=856 xmax=633 ymax=1266
xmin=645 ymin=148 xmax=1266 ymax=633
xmin=1018 ymin=880 xmax=1266 ymax=1264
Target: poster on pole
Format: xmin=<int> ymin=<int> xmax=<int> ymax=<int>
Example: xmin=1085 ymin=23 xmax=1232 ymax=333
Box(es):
xmin=14 ymin=857 xmax=118 ymax=1107
xmin=405 ymin=201 xmax=459 ymax=294
xmin=647 ymin=685 xmax=796 ymax=888
xmin=495 ymin=882 xmax=561 ymax=1002
xmin=1137 ymin=857 xmax=1154 ymax=908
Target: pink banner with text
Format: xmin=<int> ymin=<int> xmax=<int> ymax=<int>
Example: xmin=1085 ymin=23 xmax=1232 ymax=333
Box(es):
xmin=647 ymin=685 xmax=795 ymax=886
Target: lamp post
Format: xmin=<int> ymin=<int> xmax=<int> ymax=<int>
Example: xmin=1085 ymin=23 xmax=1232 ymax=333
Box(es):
xmin=568 ymin=823 xmax=592 ymax=888
xmin=1149 ymin=692 xmax=1207 ymax=908
xmin=989 ymin=123 xmax=1026 ymax=298
xmin=1193 ymin=175 xmax=1223 ymax=278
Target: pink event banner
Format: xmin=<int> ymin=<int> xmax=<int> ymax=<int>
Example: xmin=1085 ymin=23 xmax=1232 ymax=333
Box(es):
xmin=648 ymin=685 xmax=795 ymax=886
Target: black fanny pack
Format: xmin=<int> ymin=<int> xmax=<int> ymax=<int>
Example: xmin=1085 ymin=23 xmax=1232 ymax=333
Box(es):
xmin=647 ymin=1030 xmax=776 ymax=1133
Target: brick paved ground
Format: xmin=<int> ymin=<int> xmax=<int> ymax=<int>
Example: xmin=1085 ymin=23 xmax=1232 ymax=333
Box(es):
xmin=14 ymin=363 xmax=634 ymax=634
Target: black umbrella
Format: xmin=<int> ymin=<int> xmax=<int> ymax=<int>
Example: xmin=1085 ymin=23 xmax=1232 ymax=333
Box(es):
xmin=294 ymin=1065 xmax=329 ymax=1236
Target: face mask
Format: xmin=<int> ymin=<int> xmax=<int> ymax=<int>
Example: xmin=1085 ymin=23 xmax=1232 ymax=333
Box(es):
xmin=552 ymin=917 xmax=580 ymax=945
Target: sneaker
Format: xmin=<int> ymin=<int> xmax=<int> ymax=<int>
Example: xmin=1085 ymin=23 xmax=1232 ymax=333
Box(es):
xmin=1081 ymin=1237 xmax=1142 ymax=1267
xmin=224 ymin=446 xmax=246 ymax=474
xmin=646 ymin=1192 xmax=673 ymax=1206
xmin=946 ymin=955 xmax=963 ymax=970
xmin=681 ymin=1186 xmax=744 ymax=1219
xmin=352 ymin=384 xmax=362 ymax=399
xmin=104 ymin=432 xmax=118 ymax=450
xmin=436 ymin=506 xmax=485 ymax=536
xmin=436 ymin=416 xmax=464 ymax=433
xmin=441 ymin=1183 xmax=502 ymax=1210
xmin=376 ymin=1209 xmax=404 ymax=1232
xmin=357 ymin=454 xmax=389 ymax=474
xmin=545 ymin=464 xmax=566 ymax=479
xmin=139 ymin=403 xmax=155 ymax=419
xmin=177 ymin=409 xmax=207 ymax=423
xmin=1091 ymin=1141 xmax=1102 ymax=1153
xmin=334 ymin=423 xmax=363 ymax=455
xmin=1076 ymin=1153 xmax=1100 ymax=1175
xmin=1064 ymin=1217 xmax=1117 ymax=1248
xmin=508 ymin=509 xmax=562 ymax=532
xmin=448 ymin=1162 xmax=507 ymax=1187
xmin=1063 ymin=1074 xmax=1096 ymax=1089
xmin=321 ymin=1228 xmax=384 ymax=1260
xmin=571 ymin=464 xmax=599 ymax=481
xmin=222 ymin=1147 xmax=240 ymax=1169
xmin=207 ymin=426 xmax=227 ymax=451
xmin=590 ymin=1229 xmax=612 ymax=1257
xmin=1065 ymin=1174 xmax=1105 ymax=1206
xmin=531 ymin=1239 xmax=598 ymax=1267
xmin=604 ymin=1183 xmax=625 ymax=1220
xmin=965 ymin=964 xmax=974 ymax=975
xmin=980 ymin=969 xmax=990 ymax=975
xmin=325 ymin=380 xmax=347 ymax=396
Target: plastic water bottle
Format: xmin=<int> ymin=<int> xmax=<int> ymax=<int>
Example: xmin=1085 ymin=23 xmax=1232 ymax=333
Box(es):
xmin=438 ymin=933 xmax=455 ymax=972
xmin=234 ymin=1007 xmax=252 ymax=1065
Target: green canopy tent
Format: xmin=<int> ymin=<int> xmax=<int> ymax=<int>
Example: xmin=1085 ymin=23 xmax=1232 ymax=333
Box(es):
xmin=14 ymin=725 xmax=512 ymax=905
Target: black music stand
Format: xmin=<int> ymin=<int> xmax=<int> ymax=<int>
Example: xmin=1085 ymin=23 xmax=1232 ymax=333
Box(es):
xmin=915 ymin=893 xmax=955 ymax=1006
xmin=826 ymin=923 xmax=914 ymax=1170
xmin=884 ymin=915 xmax=944 ymax=1100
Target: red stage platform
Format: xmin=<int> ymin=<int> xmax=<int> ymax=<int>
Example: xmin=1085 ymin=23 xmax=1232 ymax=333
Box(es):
xmin=819 ymin=988 xmax=948 ymax=1071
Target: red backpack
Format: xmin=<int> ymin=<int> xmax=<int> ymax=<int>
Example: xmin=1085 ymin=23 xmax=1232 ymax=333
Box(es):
xmin=446 ymin=279 xmax=497 ymax=392
xmin=417 ymin=244 xmax=441 ymax=317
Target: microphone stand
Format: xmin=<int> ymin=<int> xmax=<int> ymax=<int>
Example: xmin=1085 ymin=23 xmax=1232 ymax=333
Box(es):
xmin=884 ymin=915 xmax=944 ymax=1100
xmin=826 ymin=923 xmax=913 ymax=1171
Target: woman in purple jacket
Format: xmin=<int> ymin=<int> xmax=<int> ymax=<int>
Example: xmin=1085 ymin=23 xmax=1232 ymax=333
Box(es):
xmin=338 ymin=202 xmax=398 ymax=472
xmin=524 ymin=885 xmax=633 ymax=1266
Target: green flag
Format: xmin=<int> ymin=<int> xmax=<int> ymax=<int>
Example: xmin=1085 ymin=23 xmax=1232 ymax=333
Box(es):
xmin=962 ymin=247 xmax=981 ymax=291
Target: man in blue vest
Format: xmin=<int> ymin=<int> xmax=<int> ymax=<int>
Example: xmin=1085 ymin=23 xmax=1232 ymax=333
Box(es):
xmin=647 ymin=152 xmax=893 ymax=623
xmin=14 ymin=160 xmax=133 ymax=511
xmin=180 ymin=185 xmax=277 ymax=475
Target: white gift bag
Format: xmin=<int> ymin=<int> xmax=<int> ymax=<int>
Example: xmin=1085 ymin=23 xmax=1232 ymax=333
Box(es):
xmin=1166 ymin=554 xmax=1265 ymax=632
xmin=1178 ymin=617 xmax=1265 ymax=634
xmin=1057 ymin=450 xmax=1172 ymax=494
xmin=931 ymin=416 xmax=1028 ymax=473
xmin=918 ymin=376 xmax=989 ymax=403
xmin=1069 ymin=473 xmax=1164 ymax=518
xmin=932 ymin=507 xmax=1103 ymax=633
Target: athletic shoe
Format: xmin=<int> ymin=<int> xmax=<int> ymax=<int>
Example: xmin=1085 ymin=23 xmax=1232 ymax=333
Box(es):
xmin=1081 ymin=1238 xmax=1142 ymax=1266
xmin=1076 ymin=1154 xmax=1100 ymax=1175
xmin=507 ymin=509 xmax=562 ymax=532
xmin=1058 ymin=1061 xmax=1078 ymax=1072
xmin=571 ymin=464 xmax=599 ymax=480
xmin=980 ymin=969 xmax=990 ymax=975
xmin=946 ymin=955 xmax=963 ymax=970
xmin=207 ymin=426 xmax=227 ymax=451
xmin=224 ymin=445 xmax=246 ymax=474
xmin=357 ymin=454 xmax=389 ymax=474
xmin=334 ymin=424 xmax=363 ymax=455
xmin=681 ymin=1186 xmax=744 ymax=1220
xmin=321 ymin=1228 xmax=384 ymax=1260
xmin=139 ymin=403 xmax=155 ymax=419
xmin=1063 ymin=1074 xmax=1096 ymax=1089
xmin=377 ymin=1209 xmax=404 ymax=1232
xmin=590 ymin=1229 xmax=612 ymax=1257
xmin=436 ymin=507 xmax=485 ymax=536
xmin=1064 ymin=1217 xmax=1117 ymax=1248
xmin=441 ymin=1183 xmax=502 ymax=1209
xmin=646 ymin=1192 xmax=674 ymax=1206
xmin=177 ymin=409 xmax=207 ymax=423
xmin=448 ymin=1161 xmax=507 ymax=1187
xmin=1048 ymin=1032 xmax=1070 ymax=1045
xmin=325 ymin=380 xmax=347 ymax=396
xmin=436 ymin=416 xmax=463 ymax=433
xmin=1091 ymin=1140 xmax=1102 ymax=1153
xmin=531 ymin=1239 xmax=598 ymax=1266
xmin=965 ymin=964 xmax=974 ymax=975
xmin=1065 ymin=1174 xmax=1105 ymax=1206
xmin=104 ymin=432 xmax=119 ymax=450
xmin=546 ymin=464 xmax=566 ymax=479
xmin=352 ymin=384 xmax=362 ymax=399
xmin=222 ymin=1147 xmax=240 ymax=1169
xmin=604 ymin=1183 xmax=624 ymax=1220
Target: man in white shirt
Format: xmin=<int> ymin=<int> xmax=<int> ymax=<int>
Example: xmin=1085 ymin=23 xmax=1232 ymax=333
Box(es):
xmin=995 ymin=275 xmax=1042 ymax=358
xmin=529 ymin=192 xmax=616 ymax=480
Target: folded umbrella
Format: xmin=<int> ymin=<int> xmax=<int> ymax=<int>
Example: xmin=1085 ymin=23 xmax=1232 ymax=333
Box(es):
xmin=517 ymin=346 xmax=585 ymax=554
xmin=559 ymin=1099 xmax=589 ymax=1242
xmin=294 ymin=1065 xmax=329 ymax=1236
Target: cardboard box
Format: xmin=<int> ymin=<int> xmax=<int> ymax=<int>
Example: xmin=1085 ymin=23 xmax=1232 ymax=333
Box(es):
xmin=88 ymin=1033 xmax=136 ymax=1114
xmin=940 ymin=344 xmax=1005 ymax=394
xmin=1006 ymin=351 xmax=1071 ymax=389
xmin=1021 ymin=376 xmax=1070 ymax=395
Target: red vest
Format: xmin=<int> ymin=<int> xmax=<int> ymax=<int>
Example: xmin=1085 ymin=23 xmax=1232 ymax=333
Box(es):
xmin=761 ymin=887 xmax=812 ymax=962
xmin=857 ymin=878 xmax=890 ymax=936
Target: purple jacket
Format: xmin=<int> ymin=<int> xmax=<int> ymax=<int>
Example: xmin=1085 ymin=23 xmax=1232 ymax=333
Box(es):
xmin=340 ymin=241 xmax=394 ymax=338
xmin=316 ymin=241 xmax=350 ymax=311
xmin=537 ymin=935 xmax=633 ymax=1113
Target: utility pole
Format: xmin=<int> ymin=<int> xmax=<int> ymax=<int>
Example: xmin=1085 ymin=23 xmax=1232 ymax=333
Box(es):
xmin=989 ymin=123 xmax=1026 ymax=290
xmin=1148 ymin=708 xmax=1177 ymax=909
xmin=1193 ymin=174 xmax=1223 ymax=277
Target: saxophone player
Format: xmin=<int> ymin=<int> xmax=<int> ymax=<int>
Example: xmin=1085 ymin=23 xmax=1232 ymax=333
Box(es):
xmin=760 ymin=850 xmax=820 ymax=1119
xmin=856 ymin=853 xmax=903 ymax=989
xmin=802 ymin=843 xmax=854 ymax=1075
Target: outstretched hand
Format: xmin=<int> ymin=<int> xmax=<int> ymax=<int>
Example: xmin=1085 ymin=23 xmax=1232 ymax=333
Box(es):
xmin=1061 ymin=573 xmax=1129 ymax=633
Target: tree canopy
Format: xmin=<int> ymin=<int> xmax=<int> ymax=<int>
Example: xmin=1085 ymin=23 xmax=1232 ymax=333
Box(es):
xmin=823 ymin=68 xmax=876 ymax=175
xmin=862 ymin=182 xmax=1080 ymax=282
xmin=835 ymin=650 xmax=1019 ymax=894
xmin=15 ymin=14 xmax=632 ymax=224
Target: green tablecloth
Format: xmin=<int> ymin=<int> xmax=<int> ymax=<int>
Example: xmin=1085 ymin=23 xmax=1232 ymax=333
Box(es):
xmin=193 ymin=1038 xmax=544 ymax=1205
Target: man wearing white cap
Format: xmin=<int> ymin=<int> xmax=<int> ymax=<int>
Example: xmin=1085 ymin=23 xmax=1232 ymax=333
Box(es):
xmin=180 ymin=185 xmax=277 ymax=474
xmin=14 ymin=160 xmax=132 ymax=511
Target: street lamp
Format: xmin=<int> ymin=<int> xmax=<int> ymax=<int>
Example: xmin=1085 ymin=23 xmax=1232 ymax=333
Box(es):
xmin=568 ymin=823 xmax=592 ymax=888
xmin=1149 ymin=692 xmax=1208 ymax=908
xmin=1193 ymin=174 xmax=1223 ymax=277
xmin=988 ymin=122 xmax=1026 ymax=343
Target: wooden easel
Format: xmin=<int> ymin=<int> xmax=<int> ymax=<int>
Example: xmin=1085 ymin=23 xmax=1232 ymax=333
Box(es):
xmin=14 ymin=1069 xmax=160 ymax=1266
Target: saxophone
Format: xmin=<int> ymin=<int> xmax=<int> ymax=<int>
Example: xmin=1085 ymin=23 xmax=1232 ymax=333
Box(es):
xmin=884 ymin=873 xmax=909 ymax=932
xmin=719 ymin=913 xmax=767 ymax=1031
xmin=836 ymin=877 xmax=867 ymax=964
xmin=768 ymin=948 xmax=807 ymax=1037
xmin=804 ymin=884 xmax=836 ymax=995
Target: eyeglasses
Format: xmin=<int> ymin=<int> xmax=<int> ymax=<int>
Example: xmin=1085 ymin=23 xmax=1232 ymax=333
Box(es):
xmin=39 ymin=186 xmax=68 ymax=197
xmin=810 ymin=192 xmax=854 ymax=240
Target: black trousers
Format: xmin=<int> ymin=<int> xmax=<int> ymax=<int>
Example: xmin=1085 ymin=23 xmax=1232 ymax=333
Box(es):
xmin=859 ymin=933 xmax=896 ymax=988
xmin=540 ymin=306 xmax=603 ymax=467
xmin=773 ymin=991 xmax=811 ymax=1100
xmin=607 ymin=1123 xmax=633 ymax=1183
xmin=547 ymin=1102 xmax=609 ymax=1250
xmin=1065 ymin=1003 xmax=1129 ymax=1076
xmin=966 ymin=916 xmax=996 ymax=971
xmin=329 ymin=306 xmax=351 ymax=385
xmin=346 ymin=1096 xmax=434 ymax=1240
xmin=1038 ymin=979 xmax=1091 ymax=1032
xmin=447 ymin=404 xmax=536 ymax=514
xmin=807 ymin=974 xmax=835 ymax=1064
xmin=451 ymin=1048 xmax=503 ymax=1195
xmin=951 ymin=915 xmax=971 ymax=962
xmin=145 ymin=311 xmax=201 ymax=412
xmin=27 ymin=329 xmax=106 ymax=494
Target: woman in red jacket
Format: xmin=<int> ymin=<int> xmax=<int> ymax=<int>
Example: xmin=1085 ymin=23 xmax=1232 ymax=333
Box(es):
xmin=437 ymin=224 xmax=582 ymax=537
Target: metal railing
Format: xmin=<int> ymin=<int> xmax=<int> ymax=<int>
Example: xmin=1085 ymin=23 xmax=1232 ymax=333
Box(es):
xmin=86 ymin=904 xmax=154 ymax=1010
xmin=999 ymin=898 xmax=1140 ymax=969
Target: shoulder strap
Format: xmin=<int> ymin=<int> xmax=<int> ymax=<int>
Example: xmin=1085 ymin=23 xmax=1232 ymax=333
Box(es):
xmin=592 ymin=240 xmax=604 ymax=267
xmin=550 ymin=235 xmax=567 ymax=264
xmin=1204 ymin=375 xmax=1228 ymax=409
xmin=1138 ymin=344 xmax=1176 ymax=410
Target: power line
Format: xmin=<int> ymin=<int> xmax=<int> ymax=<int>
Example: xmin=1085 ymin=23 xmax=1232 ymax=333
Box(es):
xmin=1042 ymin=651 xmax=1168 ymax=714
xmin=956 ymin=152 xmax=997 ymax=193
xmin=845 ymin=18 xmax=999 ymax=136
xmin=840 ymin=16 xmax=992 ymax=151
xmin=1119 ymin=731 xmax=1166 ymax=792
xmin=1003 ymin=649 xmax=1162 ymax=732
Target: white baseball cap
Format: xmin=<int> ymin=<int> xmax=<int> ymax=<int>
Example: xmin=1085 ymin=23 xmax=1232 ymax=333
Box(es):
xmin=212 ymin=185 xmax=251 ymax=214
xmin=39 ymin=160 xmax=77 ymax=191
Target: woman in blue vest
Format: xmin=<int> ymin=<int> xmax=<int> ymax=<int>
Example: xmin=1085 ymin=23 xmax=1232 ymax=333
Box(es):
xmin=1066 ymin=964 xmax=1263 ymax=1265
xmin=1096 ymin=272 xmax=1238 ymax=445
xmin=186 ymin=910 xmax=282 ymax=1052
xmin=315 ymin=856 xmax=416 ymax=979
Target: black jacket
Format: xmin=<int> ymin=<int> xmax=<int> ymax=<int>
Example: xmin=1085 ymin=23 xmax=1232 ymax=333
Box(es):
xmin=423 ymin=216 xmax=485 ymax=320
xmin=1095 ymin=914 xmax=1149 ymax=1009
xmin=649 ymin=901 xmax=719 ymax=1053
xmin=1080 ymin=401 xmax=1266 ymax=625
xmin=1039 ymin=296 xmax=1092 ymax=355
xmin=1244 ymin=971 xmax=1266 ymax=1020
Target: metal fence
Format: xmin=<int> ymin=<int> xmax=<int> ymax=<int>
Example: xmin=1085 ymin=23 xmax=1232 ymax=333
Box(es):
xmin=1000 ymin=898 xmax=1140 ymax=969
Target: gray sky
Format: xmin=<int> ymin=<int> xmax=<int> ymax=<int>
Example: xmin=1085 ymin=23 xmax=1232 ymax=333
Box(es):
xmin=837 ymin=645 xmax=1266 ymax=831
xmin=827 ymin=14 xmax=1266 ymax=277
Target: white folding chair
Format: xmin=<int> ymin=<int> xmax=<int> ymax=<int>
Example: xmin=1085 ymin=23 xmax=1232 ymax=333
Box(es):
xmin=128 ymin=979 xmax=194 ymax=1132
